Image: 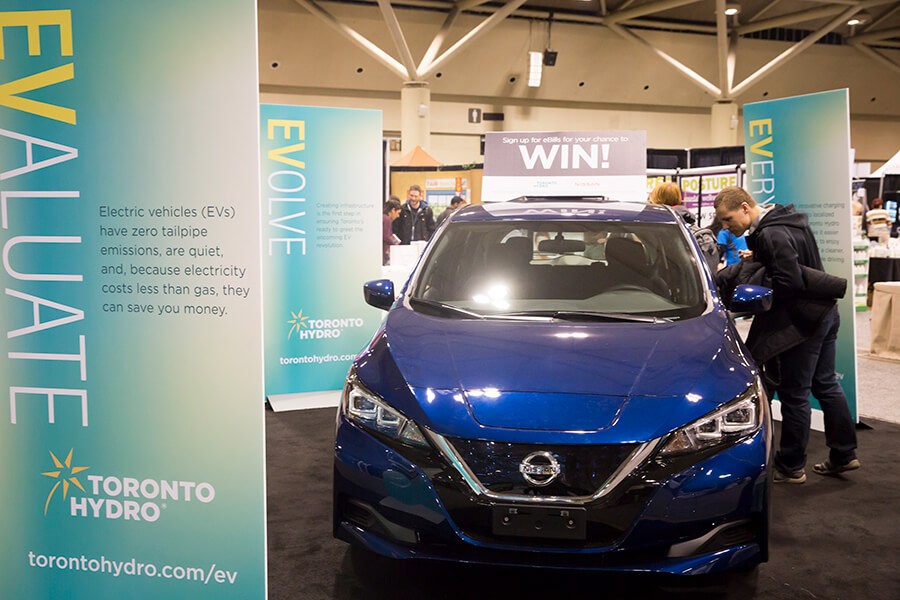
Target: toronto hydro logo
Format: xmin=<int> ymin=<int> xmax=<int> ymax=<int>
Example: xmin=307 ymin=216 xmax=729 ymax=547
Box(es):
xmin=287 ymin=308 xmax=364 ymax=340
xmin=41 ymin=449 xmax=216 ymax=523
xmin=42 ymin=449 xmax=89 ymax=515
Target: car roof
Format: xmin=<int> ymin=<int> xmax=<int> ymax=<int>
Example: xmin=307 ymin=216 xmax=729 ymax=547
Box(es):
xmin=451 ymin=196 xmax=678 ymax=224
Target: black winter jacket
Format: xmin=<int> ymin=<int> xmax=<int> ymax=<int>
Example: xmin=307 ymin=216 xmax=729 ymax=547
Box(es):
xmin=716 ymin=259 xmax=846 ymax=364
xmin=723 ymin=204 xmax=845 ymax=364
xmin=392 ymin=201 xmax=436 ymax=244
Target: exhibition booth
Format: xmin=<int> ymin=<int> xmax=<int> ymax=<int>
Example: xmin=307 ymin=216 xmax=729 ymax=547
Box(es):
xmin=0 ymin=3 xmax=893 ymax=598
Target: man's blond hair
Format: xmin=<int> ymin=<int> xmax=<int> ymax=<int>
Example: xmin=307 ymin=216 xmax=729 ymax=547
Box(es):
xmin=714 ymin=186 xmax=756 ymax=211
xmin=648 ymin=182 xmax=682 ymax=207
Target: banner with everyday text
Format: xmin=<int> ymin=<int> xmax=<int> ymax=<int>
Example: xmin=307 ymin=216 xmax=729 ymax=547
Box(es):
xmin=482 ymin=130 xmax=647 ymax=202
xmin=743 ymin=89 xmax=858 ymax=420
xmin=0 ymin=3 xmax=266 ymax=598
xmin=260 ymin=104 xmax=382 ymax=406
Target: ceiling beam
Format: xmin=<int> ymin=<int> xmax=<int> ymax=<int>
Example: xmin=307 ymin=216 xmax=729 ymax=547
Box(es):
xmin=418 ymin=0 xmax=529 ymax=79
xmin=851 ymin=42 xmax=900 ymax=75
xmin=418 ymin=6 xmax=461 ymax=74
xmin=739 ymin=0 xmax=900 ymax=34
xmin=606 ymin=21 xmax=722 ymax=97
xmin=747 ymin=0 xmax=784 ymax=24
xmin=715 ymin=0 xmax=731 ymax=97
xmin=292 ymin=0 xmax=408 ymax=79
xmin=736 ymin=5 xmax=845 ymax=35
xmin=847 ymin=26 xmax=900 ymax=44
xmin=621 ymin=18 xmax=716 ymax=33
xmin=376 ymin=0 xmax=419 ymax=79
xmin=606 ymin=0 xmax=704 ymax=24
xmin=732 ymin=6 xmax=861 ymax=96
xmin=863 ymin=3 xmax=900 ymax=31
xmin=454 ymin=0 xmax=491 ymax=10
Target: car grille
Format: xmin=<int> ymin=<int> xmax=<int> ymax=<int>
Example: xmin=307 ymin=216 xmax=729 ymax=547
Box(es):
xmin=446 ymin=438 xmax=640 ymax=498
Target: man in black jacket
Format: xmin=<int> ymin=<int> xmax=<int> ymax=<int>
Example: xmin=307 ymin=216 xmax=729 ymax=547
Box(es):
xmin=714 ymin=186 xmax=859 ymax=484
xmin=392 ymin=184 xmax=436 ymax=244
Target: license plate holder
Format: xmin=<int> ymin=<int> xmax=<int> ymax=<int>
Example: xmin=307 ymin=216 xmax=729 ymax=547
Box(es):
xmin=491 ymin=504 xmax=586 ymax=540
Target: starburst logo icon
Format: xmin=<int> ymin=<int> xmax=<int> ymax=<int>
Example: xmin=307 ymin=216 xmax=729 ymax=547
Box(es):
xmin=42 ymin=449 xmax=89 ymax=515
xmin=287 ymin=309 xmax=310 ymax=339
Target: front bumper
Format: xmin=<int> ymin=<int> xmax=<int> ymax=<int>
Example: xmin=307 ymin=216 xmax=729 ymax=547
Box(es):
xmin=332 ymin=410 xmax=770 ymax=574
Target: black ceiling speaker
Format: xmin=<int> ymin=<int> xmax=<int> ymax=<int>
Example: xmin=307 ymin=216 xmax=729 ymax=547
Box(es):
xmin=543 ymin=50 xmax=558 ymax=66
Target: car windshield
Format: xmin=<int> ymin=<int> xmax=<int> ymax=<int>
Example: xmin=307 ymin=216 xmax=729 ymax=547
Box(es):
xmin=410 ymin=219 xmax=707 ymax=320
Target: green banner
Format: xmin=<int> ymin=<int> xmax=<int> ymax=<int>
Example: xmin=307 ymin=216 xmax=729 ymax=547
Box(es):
xmin=260 ymin=104 xmax=383 ymax=404
xmin=1 ymin=3 xmax=266 ymax=597
xmin=743 ymin=89 xmax=858 ymax=421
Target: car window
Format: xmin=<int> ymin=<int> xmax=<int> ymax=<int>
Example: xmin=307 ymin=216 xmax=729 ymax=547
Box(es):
xmin=412 ymin=220 xmax=707 ymax=320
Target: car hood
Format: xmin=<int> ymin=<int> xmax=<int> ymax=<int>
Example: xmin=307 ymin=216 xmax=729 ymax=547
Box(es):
xmin=359 ymin=305 xmax=757 ymax=442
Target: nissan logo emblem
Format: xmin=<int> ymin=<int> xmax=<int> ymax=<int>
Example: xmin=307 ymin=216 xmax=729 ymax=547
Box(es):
xmin=519 ymin=451 xmax=561 ymax=487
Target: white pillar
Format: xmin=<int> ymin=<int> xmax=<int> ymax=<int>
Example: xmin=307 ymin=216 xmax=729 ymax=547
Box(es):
xmin=710 ymin=101 xmax=739 ymax=147
xmin=401 ymin=82 xmax=430 ymax=154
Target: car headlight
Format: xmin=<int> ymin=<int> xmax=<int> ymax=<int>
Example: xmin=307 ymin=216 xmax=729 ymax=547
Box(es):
xmin=342 ymin=374 xmax=429 ymax=449
xmin=660 ymin=381 xmax=764 ymax=456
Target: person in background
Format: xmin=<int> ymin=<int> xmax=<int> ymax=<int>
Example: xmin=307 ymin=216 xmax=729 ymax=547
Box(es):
xmin=717 ymin=227 xmax=749 ymax=266
xmin=382 ymin=197 xmax=402 ymax=265
xmin=393 ymin=184 xmax=436 ymax=244
xmin=866 ymin=197 xmax=891 ymax=244
xmin=648 ymin=181 xmax=696 ymax=225
xmin=649 ymin=182 xmax=720 ymax=269
xmin=436 ymin=195 xmax=466 ymax=227
xmin=714 ymin=186 xmax=859 ymax=484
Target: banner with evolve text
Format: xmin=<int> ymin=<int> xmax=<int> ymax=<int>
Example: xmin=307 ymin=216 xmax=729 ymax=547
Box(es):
xmin=0 ymin=3 xmax=266 ymax=598
xmin=260 ymin=104 xmax=382 ymax=404
xmin=743 ymin=89 xmax=858 ymax=420
xmin=482 ymin=130 xmax=647 ymax=202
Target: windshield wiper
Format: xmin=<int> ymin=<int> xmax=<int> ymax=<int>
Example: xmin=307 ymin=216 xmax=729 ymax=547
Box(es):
xmin=509 ymin=310 xmax=672 ymax=323
xmin=408 ymin=297 xmax=485 ymax=319
xmin=554 ymin=310 xmax=672 ymax=323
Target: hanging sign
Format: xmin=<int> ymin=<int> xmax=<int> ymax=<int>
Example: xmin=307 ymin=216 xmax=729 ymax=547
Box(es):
xmin=482 ymin=130 xmax=647 ymax=202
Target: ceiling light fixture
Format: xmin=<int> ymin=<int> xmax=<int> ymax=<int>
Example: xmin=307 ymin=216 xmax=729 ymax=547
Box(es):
xmin=528 ymin=51 xmax=542 ymax=87
xmin=724 ymin=4 xmax=741 ymax=16
xmin=848 ymin=11 xmax=870 ymax=25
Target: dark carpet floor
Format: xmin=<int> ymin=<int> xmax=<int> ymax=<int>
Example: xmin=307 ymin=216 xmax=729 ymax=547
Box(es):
xmin=266 ymin=407 xmax=899 ymax=600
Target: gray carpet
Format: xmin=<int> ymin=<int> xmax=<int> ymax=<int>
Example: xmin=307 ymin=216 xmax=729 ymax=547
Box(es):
xmin=266 ymin=407 xmax=899 ymax=600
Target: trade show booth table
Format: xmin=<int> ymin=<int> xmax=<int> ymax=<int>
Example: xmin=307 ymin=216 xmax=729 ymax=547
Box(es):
xmin=868 ymin=257 xmax=900 ymax=287
xmin=867 ymin=257 xmax=900 ymax=307
xmin=871 ymin=282 xmax=900 ymax=360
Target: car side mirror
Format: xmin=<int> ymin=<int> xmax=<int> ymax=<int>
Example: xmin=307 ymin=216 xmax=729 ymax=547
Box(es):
xmin=364 ymin=279 xmax=395 ymax=311
xmin=730 ymin=284 xmax=773 ymax=315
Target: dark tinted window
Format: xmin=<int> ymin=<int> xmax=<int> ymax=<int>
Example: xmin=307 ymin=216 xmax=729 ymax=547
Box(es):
xmin=412 ymin=220 xmax=707 ymax=320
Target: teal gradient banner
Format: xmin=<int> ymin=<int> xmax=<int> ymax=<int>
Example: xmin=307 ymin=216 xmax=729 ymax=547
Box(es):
xmin=0 ymin=3 xmax=266 ymax=598
xmin=259 ymin=104 xmax=383 ymax=400
xmin=743 ymin=89 xmax=858 ymax=420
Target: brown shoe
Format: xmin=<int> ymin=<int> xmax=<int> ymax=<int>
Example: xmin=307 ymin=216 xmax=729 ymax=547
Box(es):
xmin=773 ymin=468 xmax=806 ymax=484
xmin=812 ymin=458 xmax=860 ymax=476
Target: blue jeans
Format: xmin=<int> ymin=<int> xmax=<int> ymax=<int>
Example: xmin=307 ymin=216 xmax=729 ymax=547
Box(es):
xmin=774 ymin=305 xmax=858 ymax=472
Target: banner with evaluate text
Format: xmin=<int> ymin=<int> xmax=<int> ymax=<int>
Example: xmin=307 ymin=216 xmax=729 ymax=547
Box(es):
xmin=482 ymin=130 xmax=647 ymax=202
xmin=260 ymin=104 xmax=382 ymax=404
xmin=0 ymin=3 xmax=266 ymax=598
xmin=743 ymin=89 xmax=858 ymax=420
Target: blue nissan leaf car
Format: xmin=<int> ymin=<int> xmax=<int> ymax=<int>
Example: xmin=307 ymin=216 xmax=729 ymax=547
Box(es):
xmin=334 ymin=197 xmax=773 ymax=575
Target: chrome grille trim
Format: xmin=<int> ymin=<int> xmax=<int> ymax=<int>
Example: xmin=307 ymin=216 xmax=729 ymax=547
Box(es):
xmin=424 ymin=428 xmax=663 ymax=506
